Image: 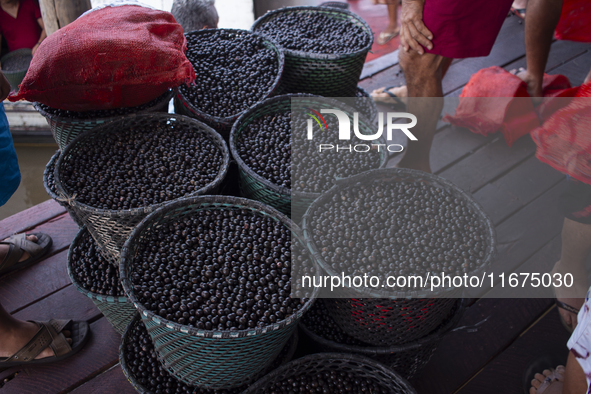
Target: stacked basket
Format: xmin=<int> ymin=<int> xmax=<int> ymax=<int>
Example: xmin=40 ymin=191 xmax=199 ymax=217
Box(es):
xmin=120 ymin=195 xmax=319 ymax=389
xmin=54 ymin=113 xmax=229 ymax=264
xmin=252 ymin=6 xmax=373 ymax=97
xmin=35 ymin=89 xmax=174 ymax=151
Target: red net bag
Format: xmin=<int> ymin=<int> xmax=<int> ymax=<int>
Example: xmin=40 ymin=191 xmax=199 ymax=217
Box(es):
xmin=443 ymin=66 xmax=539 ymax=147
xmin=531 ymin=82 xmax=591 ymax=185
xmin=555 ymin=0 xmax=591 ymax=43
xmin=9 ymin=4 xmax=195 ymax=111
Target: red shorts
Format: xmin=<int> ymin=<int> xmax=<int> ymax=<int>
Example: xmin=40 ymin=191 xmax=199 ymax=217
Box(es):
xmin=422 ymin=0 xmax=514 ymax=59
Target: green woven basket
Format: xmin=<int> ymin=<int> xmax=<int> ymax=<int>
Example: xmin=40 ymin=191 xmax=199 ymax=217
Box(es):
xmin=120 ymin=195 xmax=318 ymax=389
xmin=67 ymin=227 xmax=136 ymax=335
xmin=34 ymin=89 xmax=174 ymax=151
xmin=252 ymin=6 xmax=373 ymax=97
xmin=54 ymin=113 xmax=230 ymax=265
xmin=229 ymin=94 xmax=387 ymax=221
xmin=0 ymin=48 xmax=32 ymax=92
xmin=119 ymin=314 xmax=300 ymax=393
xmin=174 ymin=28 xmax=284 ymax=139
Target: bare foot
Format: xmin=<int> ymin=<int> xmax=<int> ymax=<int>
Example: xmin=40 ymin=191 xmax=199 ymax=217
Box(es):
xmin=0 ymin=320 xmax=72 ymax=360
xmin=511 ymin=68 xmax=543 ymax=105
xmin=529 ymin=366 xmax=565 ymax=394
xmin=370 ymin=86 xmax=408 ymax=105
xmin=0 ymin=234 xmax=38 ymax=263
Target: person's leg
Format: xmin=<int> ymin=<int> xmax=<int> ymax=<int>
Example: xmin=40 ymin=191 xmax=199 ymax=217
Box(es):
xmin=516 ymin=0 xmax=562 ymax=100
xmin=552 ymin=218 xmax=591 ymax=331
xmin=529 ymin=352 xmax=587 ymax=393
xmin=396 ymin=49 xmax=452 ymax=172
xmin=0 ymin=302 xmax=72 ymax=360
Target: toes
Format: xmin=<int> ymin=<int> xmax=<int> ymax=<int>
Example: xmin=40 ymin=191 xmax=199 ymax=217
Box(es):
xmin=62 ymin=330 xmax=71 ymax=338
xmin=26 ymin=235 xmax=38 ymax=243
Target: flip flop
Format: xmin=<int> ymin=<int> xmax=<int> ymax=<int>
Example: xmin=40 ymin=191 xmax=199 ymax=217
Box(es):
xmin=0 ymin=233 xmax=52 ymax=276
xmin=0 ymin=319 xmax=90 ymax=368
xmin=523 ymin=355 xmax=567 ymax=394
xmin=511 ymin=7 xmax=526 ymax=19
xmin=377 ymin=30 xmax=399 ymax=45
xmin=555 ymin=299 xmax=580 ymax=333
xmin=370 ymin=86 xmax=407 ymax=110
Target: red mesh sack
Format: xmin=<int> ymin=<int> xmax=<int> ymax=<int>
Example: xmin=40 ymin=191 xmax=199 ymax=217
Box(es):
xmin=9 ymin=5 xmax=195 ymax=111
xmin=443 ymin=66 xmax=539 ymax=147
xmin=531 ymin=82 xmax=591 ymax=185
xmin=555 ymin=0 xmax=591 ymax=42
xmin=537 ymin=74 xmax=578 ymax=122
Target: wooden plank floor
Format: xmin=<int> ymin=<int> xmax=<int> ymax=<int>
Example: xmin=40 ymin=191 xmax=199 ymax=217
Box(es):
xmin=1 ymin=15 xmax=590 ymax=394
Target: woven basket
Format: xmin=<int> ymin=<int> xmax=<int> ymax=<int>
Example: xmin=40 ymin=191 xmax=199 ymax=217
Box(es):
xmin=67 ymin=227 xmax=136 ymax=335
xmin=229 ymin=94 xmax=387 ymax=220
xmin=319 ymin=1 xmax=349 ymax=9
xmin=54 ymin=113 xmax=229 ymax=264
xmin=1 ymin=48 xmax=32 ymax=92
xmin=34 ymin=89 xmax=174 ymax=151
xmin=174 ymin=28 xmax=284 ymax=139
xmin=119 ymin=314 xmax=300 ymax=393
xmin=251 ymin=6 xmax=373 ymax=97
xmin=299 ymin=298 xmax=465 ymax=379
xmin=119 ymin=195 xmax=318 ymax=389
xmin=302 ymin=168 xmax=497 ymax=298
xmin=43 ymin=150 xmax=84 ymax=227
xmin=242 ymin=353 xmax=417 ymax=393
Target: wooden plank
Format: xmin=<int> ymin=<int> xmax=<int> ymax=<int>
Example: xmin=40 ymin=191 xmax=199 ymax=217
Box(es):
xmin=69 ymin=365 xmax=137 ymax=394
xmin=473 ymin=156 xmax=565 ymax=225
xmin=0 ymin=318 xmax=120 ymax=394
xmin=437 ymin=134 xmax=536 ymax=193
xmin=467 ymin=180 xmax=566 ymax=299
xmin=546 ymin=49 xmax=591 ymax=87
xmin=12 ymin=285 xmax=101 ymax=323
xmin=0 ymin=199 xmax=65 ymax=240
xmin=360 ymin=50 xmax=399 ymax=80
xmin=410 ymin=298 xmax=553 ymax=393
xmin=431 ymin=125 xmax=497 ymax=174
xmin=456 ymin=307 xmax=570 ymax=394
xmin=0 ymin=250 xmax=70 ymax=314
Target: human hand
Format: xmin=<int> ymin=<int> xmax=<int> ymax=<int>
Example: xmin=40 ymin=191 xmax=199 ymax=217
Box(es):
xmin=400 ymin=0 xmax=433 ymax=55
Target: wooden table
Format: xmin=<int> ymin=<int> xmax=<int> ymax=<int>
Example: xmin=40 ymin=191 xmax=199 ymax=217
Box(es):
xmin=1 ymin=14 xmax=590 ymax=393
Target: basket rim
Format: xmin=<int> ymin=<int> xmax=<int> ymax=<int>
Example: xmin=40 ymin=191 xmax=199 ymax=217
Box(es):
xmin=251 ymin=6 xmax=374 ymax=60
xmin=301 ymin=168 xmax=498 ymax=298
xmin=54 ymin=113 xmax=230 ymax=217
xmin=229 ymin=93 xmax=388 ymax=200
xmin=43 ymin=149 xmax=61 ymax=200
xmin=242 ymin=352 xmax=417 ymax=394
xmin=0 ymin=48 xmax=32 ymax=74
xmin=176 ymin=28 xmax=285 ymax=125
xmin=33 ymin=88 xmax=175 ymax=123
xmin=299 ymin=298 xmax=466 ymax=355
xmin=119 ymin=195 xmax=320 ymax=338
xmin=66 ymin=227 xmax=130 ymax=304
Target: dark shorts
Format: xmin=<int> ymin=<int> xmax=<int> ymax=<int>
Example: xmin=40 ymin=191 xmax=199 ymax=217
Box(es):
xmin=423 ymin=0 xmax=514 ymax=59
xmin=561 ymin=176 xmax=591 ymax=224
xmin=0 ymin=102 xmax=20 ymax=206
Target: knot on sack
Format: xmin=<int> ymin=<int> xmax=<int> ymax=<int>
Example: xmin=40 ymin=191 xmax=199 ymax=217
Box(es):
xmin=56 ymin=192 xmax=77 ymax=205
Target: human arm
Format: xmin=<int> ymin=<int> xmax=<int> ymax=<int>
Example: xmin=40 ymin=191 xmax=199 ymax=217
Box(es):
xmin=400 ymin=0 xmax=433 ymax=55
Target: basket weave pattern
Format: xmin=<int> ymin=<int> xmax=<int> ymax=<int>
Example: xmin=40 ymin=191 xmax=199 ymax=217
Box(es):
xmin=67 ymin=228 xmax=136 ymax=335
xmin=34 ymin=89 xmax=174 ymax=151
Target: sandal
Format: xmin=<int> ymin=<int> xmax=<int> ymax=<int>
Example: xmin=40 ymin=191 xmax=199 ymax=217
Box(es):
xmin=555 ymin=299 xmax=580 ymax=333
xmin=0 ymin=319 xmax=90 ymax=368
xmin=511 ymin=6 xmax=526 ymax=19
xmin=370 ymin=86 xmax=407 ymax=109
xmin=377 ymin=30 xmax=399 ymax=45
xmin=523 ymin=355 xmax=566 ymax=394
xmin=0 ymin=233 xmax=52 ymax=276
